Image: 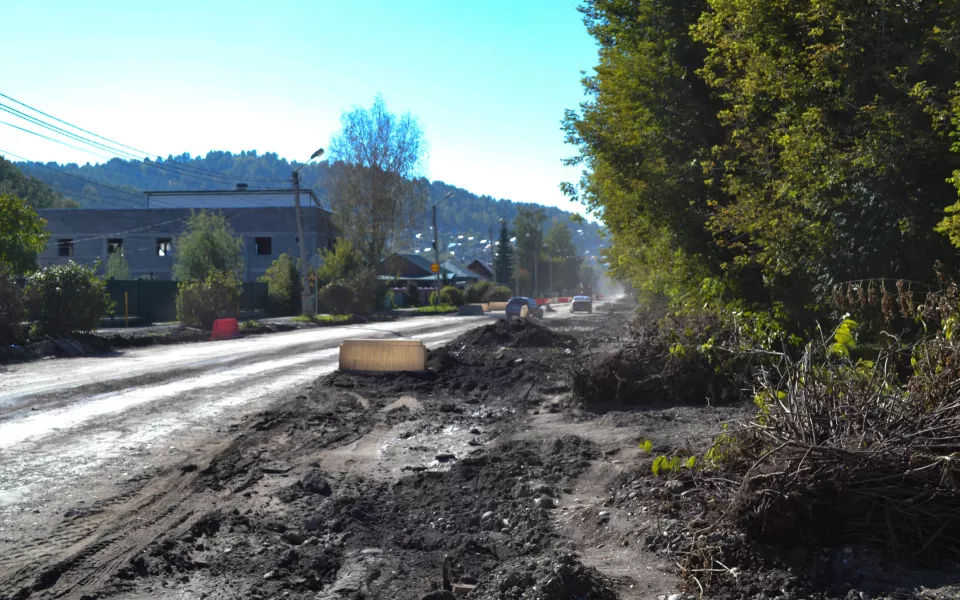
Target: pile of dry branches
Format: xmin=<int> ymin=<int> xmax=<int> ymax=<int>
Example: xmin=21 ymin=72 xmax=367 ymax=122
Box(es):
xmin=725 ymin=335 xmax=960 ymax=559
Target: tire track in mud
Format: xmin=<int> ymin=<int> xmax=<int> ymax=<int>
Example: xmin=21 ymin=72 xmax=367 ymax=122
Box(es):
xmin=0 ymin=448 xmax=220 ymax=599
xmin=0 ymin=386 xmax=383 ymax=600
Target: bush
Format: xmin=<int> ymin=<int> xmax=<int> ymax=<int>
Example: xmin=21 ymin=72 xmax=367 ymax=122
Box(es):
xmin=318 ymin=282 xmax=356 ymax=315
xmin=404 ymin=282 xmax=420 ymax=307
xmin=260 ymin=254 xmax=300 ymax=316
xmin=0 ymin=269 xmax=25 ymax=344
xmin=316 ymin=239 xmax=364 ymax=288
xmin=439 ymin=286 xmax=465 ymax=306
xmin=176 ymin=270 xmax=241 ymax=329
xmin=25 ymin=262 xmax=114 ymax=336
xmin=491 ymin=285 xmax=513 ymax=301
xmin=465 ymin=281 xmax=494 ymax=303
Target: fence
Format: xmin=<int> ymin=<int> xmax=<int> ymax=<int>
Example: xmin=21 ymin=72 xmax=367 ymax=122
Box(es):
xmin=106 ymin=280 xmax=268 ymax=324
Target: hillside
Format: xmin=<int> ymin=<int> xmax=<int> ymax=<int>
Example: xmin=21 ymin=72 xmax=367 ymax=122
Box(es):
xmin=13 ymin=151 xmax=604 ymax=264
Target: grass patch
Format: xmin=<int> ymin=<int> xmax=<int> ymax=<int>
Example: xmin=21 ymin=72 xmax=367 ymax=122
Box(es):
xmin=292 ymin=314 xmax=354 ymax=325
xmin=239 ymin=320 xmax=262 ymax=330
xmin=416 ymin=304 xmax=458 ymax=315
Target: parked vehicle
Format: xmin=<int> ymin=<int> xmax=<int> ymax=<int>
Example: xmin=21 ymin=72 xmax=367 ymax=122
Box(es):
xmin=506 ymin=296 xmax=544 ymax=319
xmin=571 ymin=295 xmax=593 ymax=313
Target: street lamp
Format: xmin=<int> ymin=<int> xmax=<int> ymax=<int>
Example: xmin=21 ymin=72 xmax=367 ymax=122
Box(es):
xmin=432 ymin=192 xmax=454 ymax=295
xmin=292 ymin=147 xmax=325 ymax=315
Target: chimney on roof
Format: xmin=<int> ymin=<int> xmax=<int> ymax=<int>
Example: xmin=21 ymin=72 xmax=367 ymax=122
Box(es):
xmin=236 ymin=183 xmax=249 ymax=191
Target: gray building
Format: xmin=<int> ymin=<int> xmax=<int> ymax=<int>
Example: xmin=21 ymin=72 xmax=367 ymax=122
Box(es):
xmin=37 ymin=188 xmax=336 ymax=281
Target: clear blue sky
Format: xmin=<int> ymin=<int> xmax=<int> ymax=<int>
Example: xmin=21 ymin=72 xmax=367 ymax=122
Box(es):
xmin=1 ymin=0 xmax=598 ymax=216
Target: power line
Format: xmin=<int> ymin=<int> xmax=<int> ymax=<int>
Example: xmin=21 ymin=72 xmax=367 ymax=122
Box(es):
xmin=0 ymin=91 xmax=288 ymax=183
xmin=0 ymin=103 xmax=144 ymax=162
xmin=0 ymin=147 xmax=145 ymax=200
xmin=0 ymin=119 xmax=114 ymax=161
xmin=1 ymin=113 xmax=264 ymax=187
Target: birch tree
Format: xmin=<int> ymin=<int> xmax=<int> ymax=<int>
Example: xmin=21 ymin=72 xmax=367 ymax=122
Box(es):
xmin=328 ymin=95 xmax=427 ymax=267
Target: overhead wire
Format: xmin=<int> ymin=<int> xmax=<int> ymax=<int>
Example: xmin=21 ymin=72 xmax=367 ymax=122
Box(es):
xmin=0 ymin=91 xmax=288 ymax=183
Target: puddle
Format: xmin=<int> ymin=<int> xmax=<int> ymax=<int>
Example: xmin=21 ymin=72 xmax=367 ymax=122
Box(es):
xmin=321 ymin=419 xmax=482 ymax=478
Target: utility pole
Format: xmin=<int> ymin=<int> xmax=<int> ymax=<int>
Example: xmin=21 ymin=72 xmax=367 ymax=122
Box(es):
xmin=430 ymin=192 xmax=453 ymax=298
xmin=292 ymin=170 xmax=312 ymax=316
xmin=515 ymin=239 xmax=519 ymax=297
xmin=291 ymin=148 xmax=326 ymax=316
xmin=432 ymin=204 xmax=441 ymax=294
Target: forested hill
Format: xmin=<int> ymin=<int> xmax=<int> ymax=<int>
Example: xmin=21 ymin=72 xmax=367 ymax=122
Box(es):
xmin=13 ymin=151 xmax=604 ymax=254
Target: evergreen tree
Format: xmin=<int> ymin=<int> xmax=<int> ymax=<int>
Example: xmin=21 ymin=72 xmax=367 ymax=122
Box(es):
xmin=494 ymin=220 xmax=514 ymax=286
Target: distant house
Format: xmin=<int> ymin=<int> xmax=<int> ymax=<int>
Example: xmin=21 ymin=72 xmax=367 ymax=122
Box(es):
xmin=466 ymin=259 xmax=494 ymax=281
xmin=37 ymin=186 xmax=336 ymax=282
xmin=379 ymin=253 xmax=480 ymax=287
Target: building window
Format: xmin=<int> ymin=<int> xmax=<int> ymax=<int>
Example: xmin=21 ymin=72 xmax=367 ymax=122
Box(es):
xmin=58 ymin=239 xmax=74 ymax=257
xmin=156 ymin=238 xmax=173 ymax=257
xmin=255 ymin=237 xmax=272 ymax=256
xmin=107 ymin=238 xmax=123 ymax=254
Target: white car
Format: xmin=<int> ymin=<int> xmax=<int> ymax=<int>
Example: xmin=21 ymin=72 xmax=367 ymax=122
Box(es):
xmin=571 ymin=295 xmax=593 ymax=313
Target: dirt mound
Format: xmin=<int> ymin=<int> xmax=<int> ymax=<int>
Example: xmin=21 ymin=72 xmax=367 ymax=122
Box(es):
xmin=473 ymin=552 xmax=619 ymax=600
xmin=450 ymin=318 xmax=576 ymax=350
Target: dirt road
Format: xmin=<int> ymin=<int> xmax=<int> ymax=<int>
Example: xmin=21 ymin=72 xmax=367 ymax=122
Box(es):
xmin=0 ymin=314 xmax=508 ymax=584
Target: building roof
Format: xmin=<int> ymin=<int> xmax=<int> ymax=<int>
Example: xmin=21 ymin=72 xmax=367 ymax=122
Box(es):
xmin=467 ymin=259 xmax=494 ymax=276
xmin=392 ymin=253 xmax=436 ymax=273
xmin=441 ymin=260 xmax=479 ymax=280
xmin=143 ymin=188 xmax=323 ymax=209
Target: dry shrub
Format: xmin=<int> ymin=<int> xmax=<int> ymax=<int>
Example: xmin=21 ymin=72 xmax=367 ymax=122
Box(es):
xmin=573 ymin=309 xmax=777 ymax=407
xmin=719 ymin=331 xmax=960 ymax=560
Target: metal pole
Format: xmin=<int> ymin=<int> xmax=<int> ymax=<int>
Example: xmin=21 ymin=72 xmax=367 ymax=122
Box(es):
xmin=124 ymin=292 xmax=128 ymax=328
xmin=292 ymin=170 xmax=313 ymax=315
xmin=489 ymin=227 xmax=494 ymax=275
xmin=514 ymin=240 xmax=519 ymax=297
xmin=534 ymin=246 xmax=539 ymax=299
xmin=432 ymin=204 xmax=440 ymax=299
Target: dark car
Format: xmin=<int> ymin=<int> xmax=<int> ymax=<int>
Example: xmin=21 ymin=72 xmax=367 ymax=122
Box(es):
xmin=571 ymin=295 xmax=593 ymax=313
xmin=506 ymin=296 xmax=544 ymax=319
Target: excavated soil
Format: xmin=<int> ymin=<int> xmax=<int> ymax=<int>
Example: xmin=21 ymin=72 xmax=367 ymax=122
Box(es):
xmin=3 ymin=303 xmax=958 ymax=600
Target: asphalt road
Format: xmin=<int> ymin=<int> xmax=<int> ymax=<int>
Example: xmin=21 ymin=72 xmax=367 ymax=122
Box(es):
xmin=0 ymin=313 xmax=506 ymax=550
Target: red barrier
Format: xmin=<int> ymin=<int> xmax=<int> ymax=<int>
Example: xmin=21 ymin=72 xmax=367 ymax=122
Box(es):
xmin=210 ymin=318 xmax=241 ymax=341
xmin=535 ymin=298 xmax=550 ymax=306
xmin=557 ymin=297 xmax=570 ymax=303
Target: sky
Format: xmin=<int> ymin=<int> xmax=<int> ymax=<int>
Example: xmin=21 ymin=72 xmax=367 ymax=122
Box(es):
xmin=0 ymin=0 xmax=599 ymax=216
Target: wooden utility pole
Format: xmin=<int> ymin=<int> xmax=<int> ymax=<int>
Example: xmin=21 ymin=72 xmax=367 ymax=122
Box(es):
xmin=292 ymin=170 xmax=313 ymax=316
xmin=432 ymin=204 xmax=441 ymax=293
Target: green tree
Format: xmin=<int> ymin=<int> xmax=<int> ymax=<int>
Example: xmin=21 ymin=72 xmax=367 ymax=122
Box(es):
xmin=514 ymin=207 xmax=547 ymax=293
xmin=172 ymin=210 xmax=243 ymax=281
xmin=315 ymin=239 xmax=377 ymax=315
xmin=104 ymin=251 xmax=131 ymax=280
xmin=260 ymin=253 xmax=300 ymax=316
xmin=494 ymin=219 xmax=514 ymax=286
xmin=0 ymin=193 xmax=49 ymax=274
xmin=693 ymin=0 xmax=960 ymax=309
xmin=563 ymin=0 xmax=727 ymax=309
xmin=328 ymin=95 xmax=427 ymax=266
xmin=0 ymin=156 xmax=75 ymax=209
xmin=316 ymin=238 xmax=365 ymax=288
xmin=543 ymin=222 xmax=583 ymax=295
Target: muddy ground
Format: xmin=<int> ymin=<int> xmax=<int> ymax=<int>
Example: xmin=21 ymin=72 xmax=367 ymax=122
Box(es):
xmin=2 ymin=303 xmax=958 ymax=600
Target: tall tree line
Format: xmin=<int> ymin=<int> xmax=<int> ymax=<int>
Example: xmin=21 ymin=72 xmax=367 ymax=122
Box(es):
xmin=565 ymin=0 xmax=960 ymax=321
